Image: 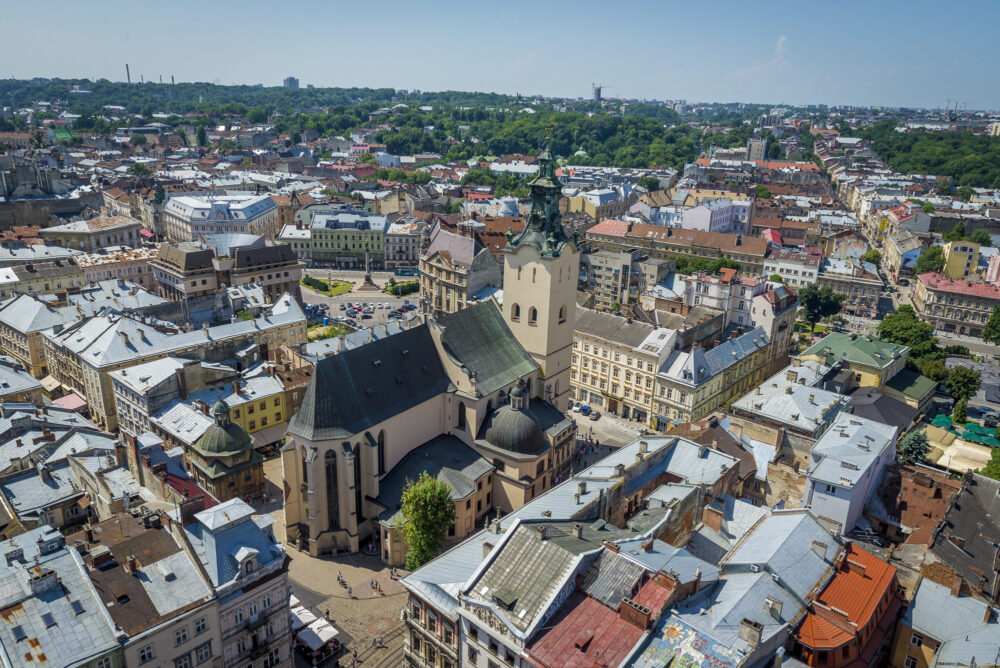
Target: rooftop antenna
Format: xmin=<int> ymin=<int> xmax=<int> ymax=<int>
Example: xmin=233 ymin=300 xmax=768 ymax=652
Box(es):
xmin=125 ymin=64 xmax=131 ymax=85
xmin=171 ymin=75 xmax=175 ymax=85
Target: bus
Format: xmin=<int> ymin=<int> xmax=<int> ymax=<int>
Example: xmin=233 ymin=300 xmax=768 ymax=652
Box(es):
xmin=394 ymin=267 xmax=419 ymax=277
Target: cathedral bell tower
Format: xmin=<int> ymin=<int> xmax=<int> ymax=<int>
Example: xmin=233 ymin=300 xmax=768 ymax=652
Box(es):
xmin=502 ymin=138 xmax=578 ymax=411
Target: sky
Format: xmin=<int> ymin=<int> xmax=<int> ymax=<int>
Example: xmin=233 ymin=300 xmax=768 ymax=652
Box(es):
xmin=4 ymin=0 xmax=999 ymax=110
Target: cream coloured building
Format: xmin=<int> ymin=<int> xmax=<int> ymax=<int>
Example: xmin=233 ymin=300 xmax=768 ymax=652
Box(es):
xmin=571 ymin=308 xmax=677 ymax=424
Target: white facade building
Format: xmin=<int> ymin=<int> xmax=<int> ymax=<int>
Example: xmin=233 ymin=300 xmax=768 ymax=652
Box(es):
xmin=164 ymin=194 xmax=279 ymax=242
xmin=804 ymin=413 xmax=898 ymax=534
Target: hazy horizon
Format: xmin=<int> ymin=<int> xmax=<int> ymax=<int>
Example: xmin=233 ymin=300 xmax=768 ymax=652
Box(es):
xmin=4 ymin=0 xmax=999 ymax=110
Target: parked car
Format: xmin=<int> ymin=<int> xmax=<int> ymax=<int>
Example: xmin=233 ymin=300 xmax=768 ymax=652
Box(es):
xmin=345 ymin=319 xmax=358 ymax=327
xmin=579 ymin=405 xmax=591 ymax=416
xmin=361 ymin=313 xmax=372 ymax=320
xmin=388 ymin=312 xmax=402 ymax=319
xmin=338 ymin=304 xmax=347 ymax=311
xmin=588 ymin=411 xmax=601 ymax=421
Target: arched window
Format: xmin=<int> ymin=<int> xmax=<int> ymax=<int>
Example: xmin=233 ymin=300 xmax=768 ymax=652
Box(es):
xmin=532 ymin=268 xmax=537 ymax=283
xmin=457 ymin=402 xmax=467 ymax=430
xmin=325 ymin=450 xmax=339 ymax=530
xmin=529 ymin=307 xmax=537 ymax=325
xmin=558 ymin=305 xmax=567 ymax=324
xmin=377 ymin=430 xmax=386 ymax=475
xmin=511 ymin=304 xmax=521 ymax=322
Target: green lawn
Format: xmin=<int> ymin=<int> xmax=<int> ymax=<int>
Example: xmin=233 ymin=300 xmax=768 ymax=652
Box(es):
xmin=300 ymin=277 xmax=353 ymax=296
xmin=307 ymin=323 xmax=355 ymax=341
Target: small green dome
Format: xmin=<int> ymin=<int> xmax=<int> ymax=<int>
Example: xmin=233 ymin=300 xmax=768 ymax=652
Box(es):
xmin=211 ymin=399 xmax=229 ymax=417
xmin=484 ymin=405 xmax=544 ymax=455
xmin=194 ymin=421 xmax=252 ymax=455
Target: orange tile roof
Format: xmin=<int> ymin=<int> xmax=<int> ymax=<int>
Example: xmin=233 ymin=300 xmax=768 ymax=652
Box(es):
xmin=797 ymin=543 xmax=896 ymax=650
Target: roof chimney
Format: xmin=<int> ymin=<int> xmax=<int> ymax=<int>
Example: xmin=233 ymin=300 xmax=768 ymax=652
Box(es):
xmin=535 ymin=525 xmax=547 ymax=541
xmin=573 ymin=524 xmax=583 ymax=539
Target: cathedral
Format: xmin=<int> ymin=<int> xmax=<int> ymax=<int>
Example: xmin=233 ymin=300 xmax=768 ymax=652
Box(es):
xmin=281 ymin=143 xmax=581 ymax=559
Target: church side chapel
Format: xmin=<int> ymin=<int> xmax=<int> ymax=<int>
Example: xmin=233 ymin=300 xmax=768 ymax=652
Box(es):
xmin=281 ymin=141 xmax=581 ymax=560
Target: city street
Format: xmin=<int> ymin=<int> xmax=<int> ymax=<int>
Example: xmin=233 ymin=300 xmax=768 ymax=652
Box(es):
xmin=567 ymin=409 xmax=646 ymax=448
xmin=260 ymin=459 xmax=408 ymax=667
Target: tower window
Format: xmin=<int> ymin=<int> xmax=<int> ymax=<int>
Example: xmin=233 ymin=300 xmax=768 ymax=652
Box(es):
xmin=558 ymin=305 xmax=566 ymax=324
xmin=529 ymin=307 xmax=538 ymax=325
xmin=511 ymin=304 xmax=520 ymax=322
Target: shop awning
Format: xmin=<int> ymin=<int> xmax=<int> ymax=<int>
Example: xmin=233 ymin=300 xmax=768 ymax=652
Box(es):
xmin=290 ymin=606 xmax=318 ymax=632
xmin=140 ymin=229 xmax=155 ymax=238
xmin=298 ymin=619 xmax=339 ymax=651
xmin=251 ymin=422 xmax=288 ymax=449
xmin=40 ymin=375 xmax=61 ymax=393
xmin=52 ymin=391 xmax=88 ymax=412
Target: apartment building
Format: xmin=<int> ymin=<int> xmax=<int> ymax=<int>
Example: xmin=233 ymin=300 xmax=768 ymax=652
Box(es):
xmin=163 ymin=194 xmax=279 ymax=242
xmin=750 ymin=284 xmax=799 ymax=376
xmin=76 ymin=245 xmax=158 ymax=290
xmin=309 ymin=206 xmax=387 ymax=268
xmin=277 ymin=224 xmax=312 ymax=265
xmin=883 ymin=229 xmax=925 ymax=277
xmin=942 ymin=240 xmax=979 ymax=280
xmin=151 ymin=235 xmax=302 ymax=303
xmin=571 ymin=308 xmax=677 ymax=424
xmin=652 ymin=326 xmax=770 ymax=429
xmin=817 ymin=258 xmax=883 ymax=317
xmin=585 ymin=219 xmax=768 ymax=276
xmin=39 ymin=214 xmax=142 ymax=251
xmin=682 ymin=268 xmax=766 ymax=328
xmin=65 ymin=514 xmax=224 ymax=668
xmin=420 ymin=228 xmax=501 ymax=317
xmin=763 ymin=249 xmax=821 ymax=287
xmin=385 ymin=219 xmax=427 ymax=268
xmin=41 ymin=294 xmax=307 ymax=430
xmin=581 ymin=250 xmax=671 ymax=309
xmin=912 ymin=272 xmax=1000 ymax=336
xmin=804 ymin=412 xmax=898 ymax=534
xmin=799 ymin=332 xmax=908 ymax=392
xmin=0 ymin=259 xmax=85 ymax=300
xmin=180 ymin=499 xmax=292 ymax=668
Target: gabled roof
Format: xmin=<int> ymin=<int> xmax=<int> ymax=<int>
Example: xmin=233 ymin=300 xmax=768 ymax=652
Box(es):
xmin=436 ymin=303 xmax=537 ymax=396
xmin=287 ymin=324 xmax=449 ymax=441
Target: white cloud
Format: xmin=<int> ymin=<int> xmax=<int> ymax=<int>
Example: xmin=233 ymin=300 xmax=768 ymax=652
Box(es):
xmin=774 ymin=35 xmax=788 ymax=59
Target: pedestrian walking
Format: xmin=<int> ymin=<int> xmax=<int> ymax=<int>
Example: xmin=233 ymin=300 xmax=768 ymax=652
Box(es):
xmin=347 ymin=586 xmax=352 ymax=598
xmin=378 ymin=635 xmax=383 ymax=647
xmin=372 ymin=636 xmax=377 ymax=648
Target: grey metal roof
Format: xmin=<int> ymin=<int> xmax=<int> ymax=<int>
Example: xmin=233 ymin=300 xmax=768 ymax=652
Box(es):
xmin=184 ymin=498 xmax=285 ymax=589
xmin=574 ymin=307 xmax=655 ymax=348
xmin=0 ymin=528 xmax=119 ymax=668
xmin=903 ymin=578 xmax=1000 ymax=667
xmin=722 ymin=510 xmax=840 ymax=600
xmin=615 ymin=537 xmax=720 ymax=588
xmin=373 ymin=435 xmax=493 ymax=526
xmin=731 ymin=364 xmax=849 ymax=433
xmin=0 ymin=361 xmax=41 ymax=401
xmin=580 ymin=549 xmax=646 ymax=609
xmin=807 ymin=413 xmax=897 ymax=488
xmin=466 ymin=521 xmax=608 ymax=633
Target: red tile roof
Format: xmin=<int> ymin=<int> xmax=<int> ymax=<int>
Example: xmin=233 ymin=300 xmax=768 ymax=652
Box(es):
xmin=165 ymin=474 xmax=218 ymax=509
xmin=797 ymin=543 xmax=896 ymax=650
xmin=526 ymin=579 xmax=670 ymax=668
xmin=918 ymin=273 xmax=1000 ymax=300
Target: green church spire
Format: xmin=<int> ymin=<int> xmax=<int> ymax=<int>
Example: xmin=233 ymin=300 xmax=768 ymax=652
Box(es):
xmin=506 ymin=135 xmax=571 ymax=257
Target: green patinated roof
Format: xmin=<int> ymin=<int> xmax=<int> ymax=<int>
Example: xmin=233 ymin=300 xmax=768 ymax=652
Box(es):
xmin=189 ymin=448 xmax=262 ymax=480
xmin=801 ymin=332 xmax=908 ymax=369
xmin=885 ymin=368 xmax=937 ymax=400
xmin=437 ymin=303 xmax=538 ymax=396
xmin=507 ymin=142 xmax=572 ymax=257
xmin=192 ymin=421 xmax=252 ymax=456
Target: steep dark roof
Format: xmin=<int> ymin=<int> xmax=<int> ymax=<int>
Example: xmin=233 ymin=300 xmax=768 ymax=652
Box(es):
xmin=287 ymin=325 xmax=450 ymax=441
xmin=437 ymin=303 xmax=537 ymax=396
xmin=929 ymin=473 xmax=1000 ymax=600
xmin=848 ymin=389 xmax=918 ymax=430
xmin=372 ymin=435 xmax=493 ymax=525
